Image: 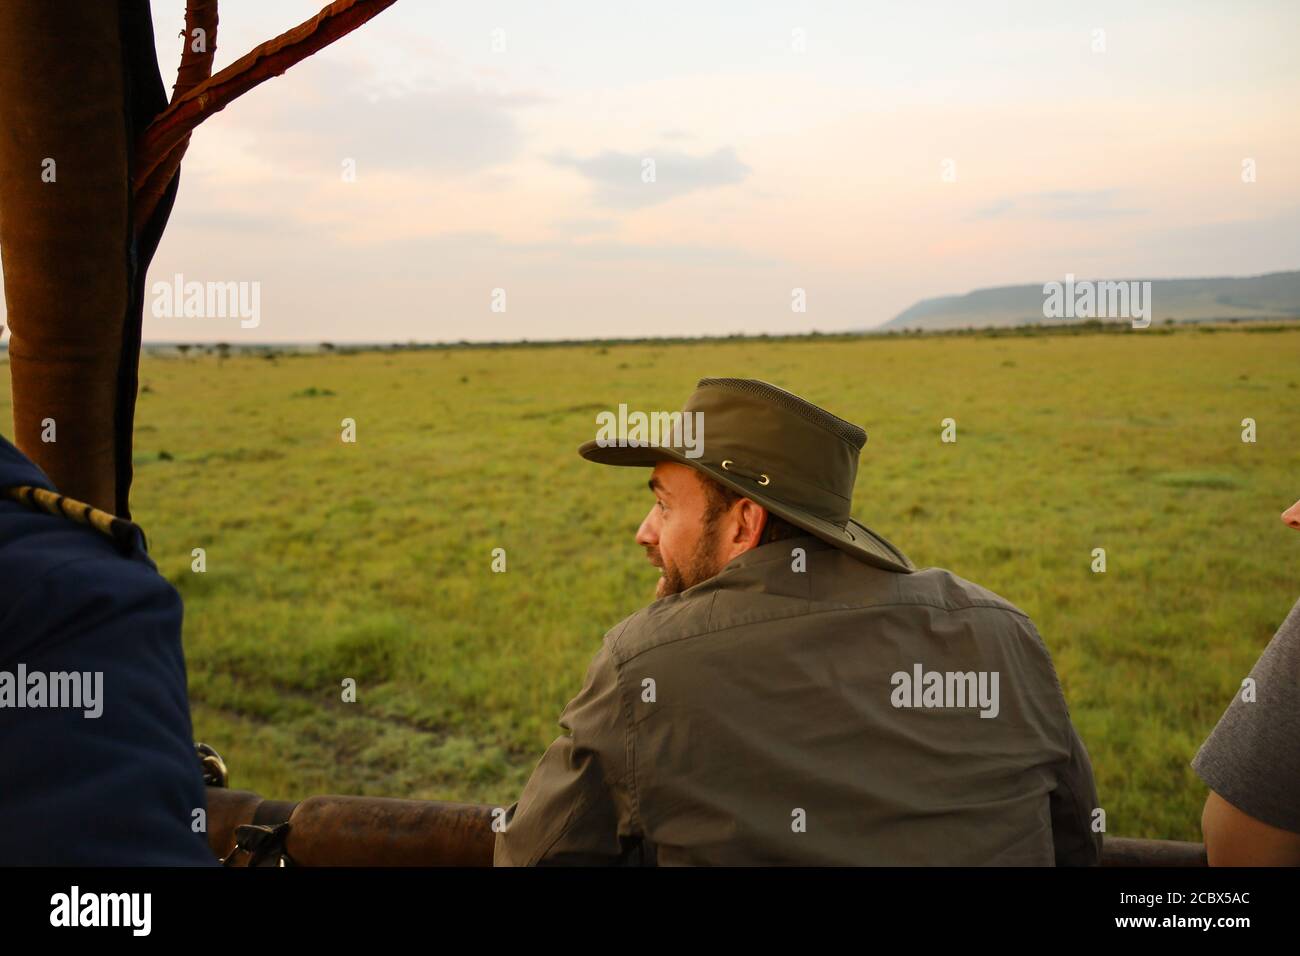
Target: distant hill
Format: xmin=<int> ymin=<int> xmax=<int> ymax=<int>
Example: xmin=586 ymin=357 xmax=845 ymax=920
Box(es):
xmin=882 ymin=270 xmax=1300 ymax=331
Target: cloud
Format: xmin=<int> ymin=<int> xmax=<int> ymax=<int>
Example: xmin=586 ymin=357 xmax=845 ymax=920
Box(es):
xmin=176 ymin=206 xmax=311 ymax=236
xmin=325 ymin=88 xmax=544 ymax=174
xmin=971 ymin=190 xmax=1145 ymax=221
xmin=548 ymin=146 xmax=752 ymax=208
xmin=209 ymin=58 xmax=546 ymax=178
xmin=355 ymin=231 xmax=784 ymax=270
xmin=971 ymin=198 xmax=1015 ymax=219
xmin=550 ymin=218 xmax=620 ymax=237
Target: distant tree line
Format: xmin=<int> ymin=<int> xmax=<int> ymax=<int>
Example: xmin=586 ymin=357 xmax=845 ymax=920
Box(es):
xmin=145 ymin=316 xmax=1300 ymax=361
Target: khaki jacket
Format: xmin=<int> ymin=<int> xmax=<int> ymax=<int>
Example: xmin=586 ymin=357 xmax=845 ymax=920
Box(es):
xmin=495 ymin=535 xmax=1101 ymax=866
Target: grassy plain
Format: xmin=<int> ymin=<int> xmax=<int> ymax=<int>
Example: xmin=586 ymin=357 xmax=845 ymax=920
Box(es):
xmin=4 ymin=324 xmax=1298 ymax=840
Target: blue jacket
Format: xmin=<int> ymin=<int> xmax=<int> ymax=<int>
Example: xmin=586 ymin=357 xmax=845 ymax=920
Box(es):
xmin=0 ymin=435 xmax=214 ymax=864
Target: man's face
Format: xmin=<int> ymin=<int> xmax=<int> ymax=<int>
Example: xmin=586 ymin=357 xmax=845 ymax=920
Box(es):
xmin=1284 ymin=498 xmax=1300 ymax=530
xmin=635 ymin=462 xmax=730 ymax=599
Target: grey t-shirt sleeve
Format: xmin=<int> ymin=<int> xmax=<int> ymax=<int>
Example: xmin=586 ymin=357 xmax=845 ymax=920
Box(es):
xmin=1192 ymin=598 xmax=1300 ymax=834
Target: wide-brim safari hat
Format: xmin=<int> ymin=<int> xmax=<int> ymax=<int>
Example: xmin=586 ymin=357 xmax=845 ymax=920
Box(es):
xmin=578 ymin=377 xmax=914 ymax=574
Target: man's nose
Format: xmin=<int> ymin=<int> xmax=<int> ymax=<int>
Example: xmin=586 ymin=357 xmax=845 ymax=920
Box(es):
xmin=1283 ymin=498 xmax=1300 ymax=530
xmin=635 ymin=506 xmax=659 ymax=547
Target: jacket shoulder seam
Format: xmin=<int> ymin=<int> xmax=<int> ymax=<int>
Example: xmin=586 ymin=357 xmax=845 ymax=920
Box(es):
xmin=613 ymin=598 xmax=1033 ymax=666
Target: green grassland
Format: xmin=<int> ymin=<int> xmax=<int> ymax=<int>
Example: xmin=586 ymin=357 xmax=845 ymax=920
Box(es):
xmin=4 ymin=324 xmax=1299 ymax=841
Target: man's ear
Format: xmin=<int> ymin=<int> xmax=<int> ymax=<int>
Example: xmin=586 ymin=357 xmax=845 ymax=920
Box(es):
xmin=732 ymin=498 xmax=768 ymax=552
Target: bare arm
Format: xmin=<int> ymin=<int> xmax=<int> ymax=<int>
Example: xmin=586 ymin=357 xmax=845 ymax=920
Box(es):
xmin=1202 ymin=790 xmax=1300 ymax=866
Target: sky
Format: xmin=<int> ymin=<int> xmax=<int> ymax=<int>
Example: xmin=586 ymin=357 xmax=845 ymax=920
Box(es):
xmin=4 ymin=0 xmax=1300 ymax=343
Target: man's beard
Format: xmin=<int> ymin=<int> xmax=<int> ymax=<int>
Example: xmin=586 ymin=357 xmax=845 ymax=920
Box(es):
xmin=647 ymin=520 xmax=726 ymax=598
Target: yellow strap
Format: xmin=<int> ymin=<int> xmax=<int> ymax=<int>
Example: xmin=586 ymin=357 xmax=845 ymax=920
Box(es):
xmin=3 ymin=485 xmax=143 ymax=551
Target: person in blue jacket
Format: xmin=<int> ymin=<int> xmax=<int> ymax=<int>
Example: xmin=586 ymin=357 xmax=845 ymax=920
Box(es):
xmin=0 ymin=433 xmax=214 ymax=865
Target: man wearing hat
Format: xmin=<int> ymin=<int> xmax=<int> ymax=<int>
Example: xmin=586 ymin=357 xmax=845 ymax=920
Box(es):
xmin=495 ymin=378 xmax=1101 ymax=866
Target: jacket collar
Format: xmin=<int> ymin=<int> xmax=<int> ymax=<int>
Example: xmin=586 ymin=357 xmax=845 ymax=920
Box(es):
xmin=650 ymin=534 xmax=842 ymax=609
xmin=721 ymin=534 xmax=832 ymax=574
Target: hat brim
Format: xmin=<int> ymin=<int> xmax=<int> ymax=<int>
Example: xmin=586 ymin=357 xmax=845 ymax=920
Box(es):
xmin=578 ymin=440 xmax=915 ymax=574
